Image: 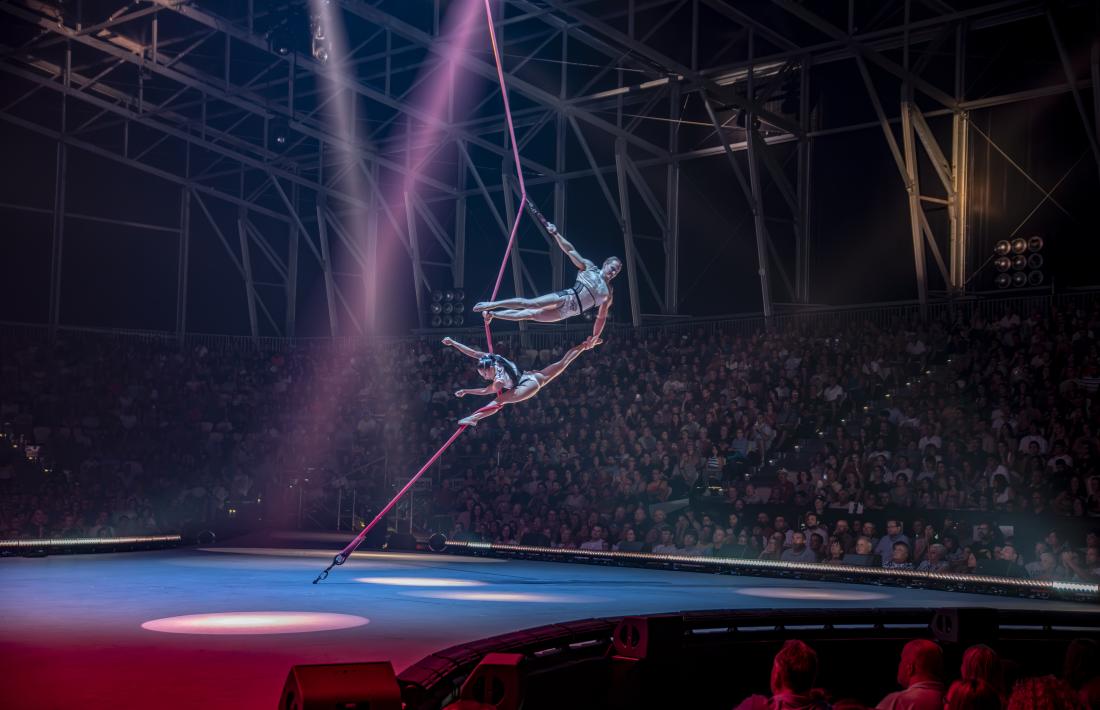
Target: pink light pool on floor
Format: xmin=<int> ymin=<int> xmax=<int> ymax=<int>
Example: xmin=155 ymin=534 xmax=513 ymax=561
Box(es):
xmin=354 ymin=576 xmax=486 ymax=587
xmin=141 ymin=612 xmax=369 ymax=635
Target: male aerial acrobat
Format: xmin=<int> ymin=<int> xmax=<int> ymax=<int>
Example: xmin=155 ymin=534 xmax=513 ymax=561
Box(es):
xmin=441 ymin=334 xmax=601 ymax=427
xmin=474 ymin=198 xmax=621 ymax=334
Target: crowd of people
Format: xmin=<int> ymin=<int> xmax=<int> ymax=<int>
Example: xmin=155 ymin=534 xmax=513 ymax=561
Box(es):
xmin=1 ymin=297 xmax=1099 ymax=585
xmin=735 ymin=635 xmax=1098 ymax=710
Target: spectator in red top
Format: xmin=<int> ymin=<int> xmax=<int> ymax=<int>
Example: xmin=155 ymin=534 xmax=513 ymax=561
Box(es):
xmin=876 ymin=639 xmax=945 ymax=710
xmin=733 ymin=640 xmax=831 ymax=710
xmin=945 ymin=679 xmax=1002 ymax=710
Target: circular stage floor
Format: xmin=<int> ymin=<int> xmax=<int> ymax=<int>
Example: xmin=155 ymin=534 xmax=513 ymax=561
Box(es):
xmin=1 ymin=543 xmax=1095 ymax=709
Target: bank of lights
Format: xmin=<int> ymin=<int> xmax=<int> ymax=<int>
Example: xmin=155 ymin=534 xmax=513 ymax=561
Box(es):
xmin=994 ymin=236 xmax=1044 ymax=288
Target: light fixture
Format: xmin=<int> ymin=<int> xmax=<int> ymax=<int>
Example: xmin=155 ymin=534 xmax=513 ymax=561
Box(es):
xmin=995 ymin=273 xmax=1011 ymax=289
xmin=994 ymin=240 xmax=1011 ymax=256
xmin=1011 ymin=237 xmax=1027 ymax=254
xmin=1027 ymin=236 xmax=1044 ymax=252
xmin=430 ymin=302 xmax=442 ymax=315
xmin=1028 ymin=253 xmax=1043 ymax=269
xmin=443 ymin=303 xmax=454 ymax=314
xmin=1028 ymin=271 xmax=1044 ymax=286
xmin=444 ymin=290 xmax=455 ymax=302
xmin=442 ymin=315 xmax=454 ymax=327
xmin=1011 ymin=272 xmax=1027 ymax=287
xmin=1011 ymin=255 xmax=1027 ymax=271
xmin=994 ymin=256 xmax=1011 ymax=272
xmin=431 ymin=315 xmax=442 ymax=328
xmin=454 ymin=315 xmax=464 ymax=326
xmin=432 ymin=290 xmax=443 ymax=302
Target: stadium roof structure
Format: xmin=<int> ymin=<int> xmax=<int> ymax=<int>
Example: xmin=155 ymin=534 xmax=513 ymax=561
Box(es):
xmin=0 ymin=0 xmax=1096 ymax=336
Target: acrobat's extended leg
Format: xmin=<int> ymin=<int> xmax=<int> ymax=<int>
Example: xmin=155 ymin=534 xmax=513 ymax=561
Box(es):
xmin=529 ymin=341 xmax=588 ymax=386
xmin=473 ymin=292 xmax=562 ymax=312
xmin=485 ymin=306 xmax=564 ymax=323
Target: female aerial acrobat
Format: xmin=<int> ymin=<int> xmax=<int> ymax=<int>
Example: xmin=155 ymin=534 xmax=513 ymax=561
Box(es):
xmin=442 ymin=334 xmax=600 ymax=427
xmin=474 ymin=198 xmax=621 ymax=330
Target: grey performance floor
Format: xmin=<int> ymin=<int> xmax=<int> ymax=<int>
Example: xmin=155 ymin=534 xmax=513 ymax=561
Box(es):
xmin=1 ymin=544 xmax=1094 ymax=710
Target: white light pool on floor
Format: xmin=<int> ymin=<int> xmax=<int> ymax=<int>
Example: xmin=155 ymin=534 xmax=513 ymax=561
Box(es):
xmin=736 ymin=587 xmax=888 ymax=601
xmin=354 ymin=576 xmax=486 ymax=587
xmin=403 ymin=590 xmax=594 ymax=603
xmin=141 ymin=612 xmax=369 ymax=635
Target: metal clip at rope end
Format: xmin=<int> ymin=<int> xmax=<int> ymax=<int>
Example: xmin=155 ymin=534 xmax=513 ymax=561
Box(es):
xmin=312 ymin=553 xmax=346 ymax=584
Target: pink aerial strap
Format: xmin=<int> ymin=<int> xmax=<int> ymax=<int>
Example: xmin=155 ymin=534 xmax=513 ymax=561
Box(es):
xmin=314 ymin=0 xmax=525 ymax=582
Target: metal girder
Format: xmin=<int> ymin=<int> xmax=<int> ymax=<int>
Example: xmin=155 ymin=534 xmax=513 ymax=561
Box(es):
xmin=337 ymin=0 xmax=670 ymax=159
xmin=538 ymin=0 xmax=803 ymax=137
xmin=1046 ymin=9 xmax=1100 ymax=178
xmin=614 ymin=139 xmax=643 ymax=327
xmin=237 ymin=209 xmax=260 ymax=338
xmin=176 ymin=188 xmax=190 ymax=339
xmin=768 ymin=0 xmax=956 ymax=109
xmin=146 ymin=0 xmax=545 ymax=185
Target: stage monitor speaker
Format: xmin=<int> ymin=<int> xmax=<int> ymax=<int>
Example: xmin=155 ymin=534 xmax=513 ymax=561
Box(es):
xmin=280 ymin=661 xmax=401 ymax=710
xmin=612 ymin=615 xmax=684 ymax=661
xmin=444 ymin=652 xmax=525 ymax=710
xmin=931 ymin=608 xmax=1000 ymax=645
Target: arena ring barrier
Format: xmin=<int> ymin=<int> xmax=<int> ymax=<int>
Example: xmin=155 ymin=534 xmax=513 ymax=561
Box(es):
xmin=436 ymin=539 xmax=1100 ymax=603
xmin=0 ymin=534 xmax=182 ymax=556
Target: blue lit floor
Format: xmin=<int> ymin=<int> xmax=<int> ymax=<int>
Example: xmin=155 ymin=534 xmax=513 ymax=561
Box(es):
xmin=1 ymin=542 xmax=1094 ymax=709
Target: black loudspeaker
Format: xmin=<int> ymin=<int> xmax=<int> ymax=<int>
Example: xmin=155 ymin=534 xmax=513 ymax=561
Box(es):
xmin=386 ymin=531 xmax=418 ymax=551
xmin=931 ymin=608 xmax=1000 ymax=645
xmin=280 ymin=662 xmax=401 ymax=710
xmin=444 ymin=653 xmax=525 ymax=710
xmin=612 ymin=615 xmax=684 ymax=661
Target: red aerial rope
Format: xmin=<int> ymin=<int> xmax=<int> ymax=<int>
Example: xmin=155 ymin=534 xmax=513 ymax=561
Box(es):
xmin=314 ymin=0 xmax=525 ymax=582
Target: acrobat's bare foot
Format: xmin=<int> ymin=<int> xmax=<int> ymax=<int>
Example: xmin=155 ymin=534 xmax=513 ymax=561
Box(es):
xmin=472 ymin=302 xmax=491 ymax=313
xmin=458 ymin=416 xmax=478 ymax=427
xmin=482 ymin=311 xmax=493 ymax=324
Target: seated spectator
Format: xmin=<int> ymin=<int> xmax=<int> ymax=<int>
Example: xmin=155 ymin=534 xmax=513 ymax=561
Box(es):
xmin=651 ymin=526 xmax=678 ymax=555
xmin=877 ymin=639 xmax=945 ymax=710
xmin=874 ymin=520 xmax=912 ymax=562
xmin=916 ymin=544 xmax=949 ymax=573
xmin=961 ymin=645 xmax=1004 ymax=700
xmin=733 ymin=639 xmax=830 ymax=710
xmin=781 ymin=531 xmax=817 ymax=564
xmin=679 ymin=529 xmax=704 ymax=556
xmin=701 ymin=527 xmax=727 ymax=557
xmin=1062 ymin=639 xmax=1100 ymax=709
xmin=883 ymin=542 xmax=914 ymax=570
xmin=578 ymin=524 xmax=608 ymax=552
xmin=844 ymin=536 xmax=881 ymax=567
xmin=613 ymin=527 xmax=646 ymax=552
xmin=1006 ymin=676 xmax=1082 ymax=710
xmin=945 ymin=679 xmax=1001 ymax=710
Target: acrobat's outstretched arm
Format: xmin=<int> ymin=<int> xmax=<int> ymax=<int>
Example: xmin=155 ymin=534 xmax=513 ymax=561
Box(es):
xmin=525 ymin=198 xmax=589 ymax=271
xmin=591 ymin=292 xmax=613 ymax=345
xmin=442 ymin=337 xmax=485 ymax=360
xmin=455 ymin=381 xmax=503 ymax=398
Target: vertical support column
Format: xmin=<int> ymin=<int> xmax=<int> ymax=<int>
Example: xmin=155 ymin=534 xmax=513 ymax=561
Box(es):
xmin=745 ymin=33 xmax=773 ymax=320
xmin=49 ymin=141 xmax=67 ymax=332
xmin=176 ymin=188 xmax=190 ymax=340
xmin=286 ymin=183 xmax=299 ymax=336
xmin=665 ymin=80 xmax=681 ymax=314
xmin=364 ymin=162 xmax=379 ymax=331
xmin=900 ymin=99 xmax=929 ymax=315
xmin=404 ymin=192 xmax=426 ymax=329
xmin=552 ymin=115 xmax=566 ymax=291
xmin=950 ymin=111 xmax=970 ymax=292
xmin=614 ymin=138 xmax=642 ymax=327
xmin=796 ymin=56 xmax=812 ymax=303
xmin=316 ymin=198 xmax=339 ymax=337
xmin=454 ymin=152 xmax=466 ymax=290
xmin=238 ymin=207 xmax=259 ymax=338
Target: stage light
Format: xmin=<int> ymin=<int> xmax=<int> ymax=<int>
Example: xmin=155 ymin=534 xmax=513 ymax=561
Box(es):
xmin=430 ymin=302 xmax=442 ymax=314
xmin=993 ymin=240 xmax=1011 ymax=256
xmin=312 ymin=44 xmax=329 ymax=64
xmin=1011 ymin=255 xmax=1027 ymax=271
xmin=432 ymin=290 xmax=443 ymax=302
xmin=444 ymin=290 xmax=455 ymax=302
xmin=1027 ymin=253 xmax=1043 ymax=269
xmin=1011 ymin=237 xmax=1027 ymax=254
xmin=994 ymin=256 xmax=1011 ymax=272
xmin=270 ymin=120 xmax=289 ymax=150
xmin=1027 ymin=236 xmax=1044 ymax=252
xmin=443 ymin=303 xmax=453 ymax=314
xmin=454 ymin=315 xmax=464 ymax=326
xmin=1028 ymin=271 xmax=1044 ymax=286
xmin=454 ymin=302 xmax=465 ymax=313
xmin=443 ymin=315 xmax=453 ymax=327
xmin=1011 ymin=272 xmax=1027 ymax=287
xmin=454 ymin=289 xmax=465 ymax=301
xmin=994 ymin=273 xmax=1011 ymax=289
xmin=431 ymin=315 xmax=442 ymax=327
xmin=268 ymin=27 xmax=293 ymax=56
